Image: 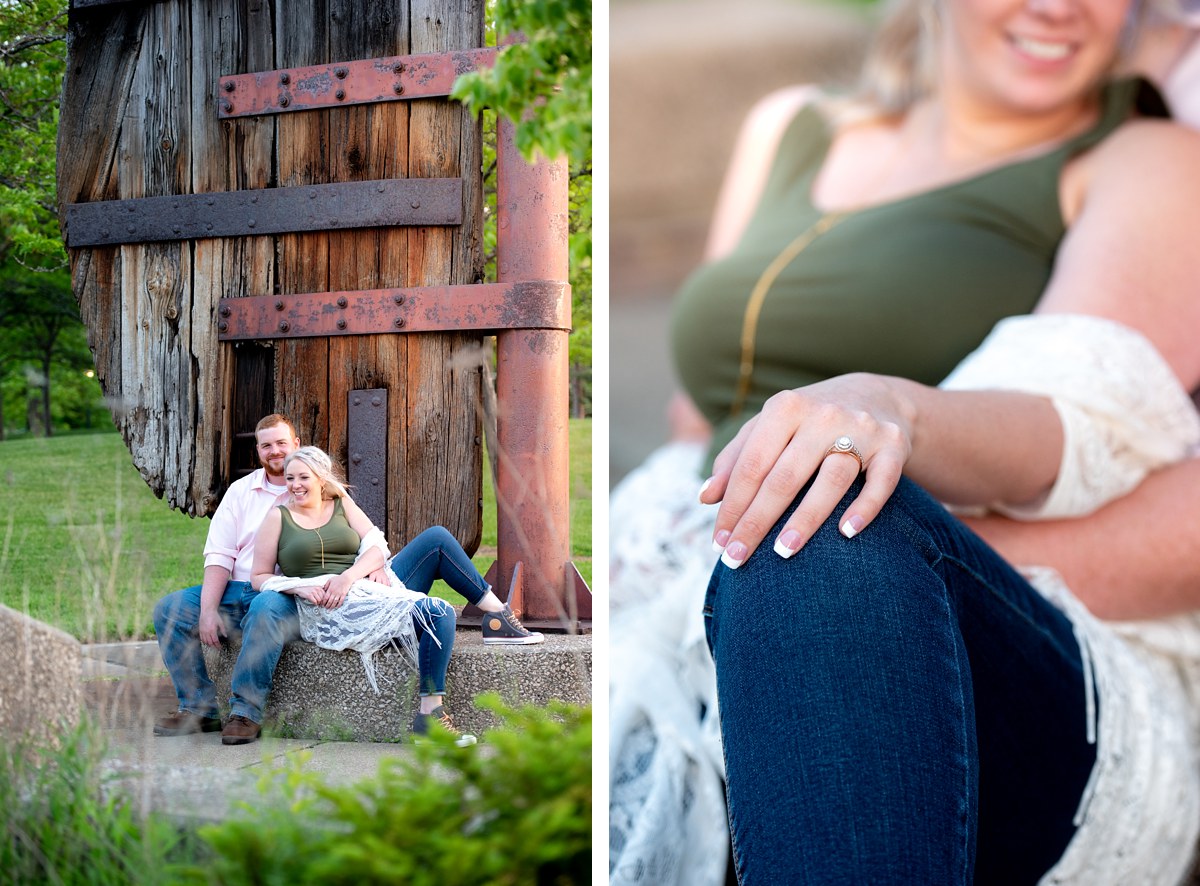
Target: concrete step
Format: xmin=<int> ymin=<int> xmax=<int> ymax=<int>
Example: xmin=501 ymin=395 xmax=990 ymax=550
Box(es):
xmin=204 ymin=629 xmax=592 ymax=741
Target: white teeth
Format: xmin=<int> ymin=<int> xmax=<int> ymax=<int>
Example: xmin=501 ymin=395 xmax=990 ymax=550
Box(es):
xmin=1013 ymin=36 xmax=1071 ymax=61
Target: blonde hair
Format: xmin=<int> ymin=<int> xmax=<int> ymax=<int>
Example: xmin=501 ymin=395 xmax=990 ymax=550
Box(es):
xmin=284 ymin=447 xmax=350 ymax=500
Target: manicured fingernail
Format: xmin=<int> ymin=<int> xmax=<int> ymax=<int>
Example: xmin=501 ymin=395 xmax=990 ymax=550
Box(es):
xmin=698 ymin=477 xmax=714 ymax=501
xmin=774 ymin=530 xmax=801 ymax=558
xmin=720 ymin=541 xmax=747 ymax=570
xmin=712 ymin=529 xmax=731 ymax=553
xmin=841 ymin=515 xmax=865 ymax=539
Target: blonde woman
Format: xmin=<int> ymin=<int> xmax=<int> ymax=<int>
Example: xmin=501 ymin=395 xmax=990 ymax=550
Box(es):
xmin=612 ymin=0 xmax=1200 ymax=883
xmin=251 ymin=447 xmax=540 ymax=746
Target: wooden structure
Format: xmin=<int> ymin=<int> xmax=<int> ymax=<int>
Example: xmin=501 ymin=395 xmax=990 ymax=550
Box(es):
xmin=57 ymin=0 xmax=589 ymax=628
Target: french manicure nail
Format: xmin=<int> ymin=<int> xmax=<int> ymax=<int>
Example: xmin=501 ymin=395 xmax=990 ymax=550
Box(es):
xmin=841 ymin=515 xmax=865 ymax=539
xmin=698 ymin=477 xmax=714 ymax=501
xmin=774 ymin=530 xmax=801 ymax=558
xmin=712 ymin=529 xmax=730 ymax=554
xmin=720 ymin=541 xmax=747 ymax=569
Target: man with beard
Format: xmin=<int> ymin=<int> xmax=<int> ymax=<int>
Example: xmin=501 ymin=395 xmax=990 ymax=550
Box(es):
xmin=151 ymin=414 xmax=301 ymax=746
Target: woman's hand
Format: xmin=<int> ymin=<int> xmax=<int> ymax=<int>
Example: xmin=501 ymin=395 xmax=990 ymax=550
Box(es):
xmin=318 ymin=573 xmax=354 ymax=609
xmin=700 ymin=373 xmax=914 ymax=568
xmin=291 ymin=585 xmax=326 ymax=604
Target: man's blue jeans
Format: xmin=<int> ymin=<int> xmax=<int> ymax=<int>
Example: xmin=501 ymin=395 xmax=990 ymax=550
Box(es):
xmin=153 ymin=582 xmax=300 ymax=724
xmin=388 ymin=525 xmax=490 ymax=697
xmin=704 ymin=477 xmax=1096 ymax=885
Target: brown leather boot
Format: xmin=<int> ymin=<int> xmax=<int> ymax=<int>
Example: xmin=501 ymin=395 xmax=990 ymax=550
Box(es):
xmin=221 ymin=714 xmax=261 ymax=745
xmin=153 ymin=710 xmax=222 ymax=736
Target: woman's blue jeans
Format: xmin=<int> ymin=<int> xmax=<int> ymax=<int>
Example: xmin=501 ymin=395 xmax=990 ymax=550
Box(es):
xmin=388 ymin=525 xmax=490 ymax=697
xmin=704 ymin=477 xmax=1096 ymax=885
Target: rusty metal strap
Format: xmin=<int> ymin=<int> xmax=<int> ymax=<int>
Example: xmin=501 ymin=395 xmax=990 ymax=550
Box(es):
xmin=217 ymin=281 xmax=571 ymax=340
xmin=65 ymin=179 xmax=462 ymax=247
xmin=218 ymin=47 xmax=496 ymax=118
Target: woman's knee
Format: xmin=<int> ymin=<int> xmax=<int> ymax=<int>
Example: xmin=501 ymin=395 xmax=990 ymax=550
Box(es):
xmin=413 ymin=524 xmax=457 ymax=551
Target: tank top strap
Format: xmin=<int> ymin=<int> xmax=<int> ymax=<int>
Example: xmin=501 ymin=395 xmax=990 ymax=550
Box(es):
xmin=1062 ymin=77 xmax=1169 ymax=156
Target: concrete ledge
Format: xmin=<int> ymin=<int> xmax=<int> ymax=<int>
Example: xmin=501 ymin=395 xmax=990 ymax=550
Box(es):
xmin=203 ymin=630 xmax=591 ymax=741
xmin=0 ymin=603 xmax=82 ymax=745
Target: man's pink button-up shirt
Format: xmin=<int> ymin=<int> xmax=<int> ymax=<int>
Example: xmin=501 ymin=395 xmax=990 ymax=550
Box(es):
xmin=202 ymin=469 xmax=290 ymax=582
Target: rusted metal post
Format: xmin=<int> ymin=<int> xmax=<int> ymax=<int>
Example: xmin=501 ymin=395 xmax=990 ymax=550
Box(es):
xmin=493 ymin=117 xmax=588 ymax=628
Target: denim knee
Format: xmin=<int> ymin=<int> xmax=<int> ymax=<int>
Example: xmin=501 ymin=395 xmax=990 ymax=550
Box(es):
xmin=153 ymin=587 xmax=197 ymax=634
xmin=416 ymin=525 xmax=456 ymax=550
xmin=241 ymin=591 xmax=299 ymax=640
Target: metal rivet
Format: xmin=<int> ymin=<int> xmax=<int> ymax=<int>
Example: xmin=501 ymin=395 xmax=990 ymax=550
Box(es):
xmin=377 ymin=184 xmax=385 ymax=193
xmin=172 ymin=201 xmax=179 ymax=209
xmin=275 ymin=300 xmax=285 ymax=311
xmin=172 ymin=225 xmax=181 ymax=234
xmin=336 ymin=318 xmax=347 ymax=330
xmin=371 ymin=478 xmax=379 ymax=486
xmin=337 ymin=296 xmax=347 ymax=308
xmin=218 ymin=321 xmax=228 ymax=332
xmin=351 ymin=453 xmax=362 ymax=464
xmin=280 ymin=72 xmax=290 ymax=86
xmin=411 ymin=201 xmax=420 ymax=209
xmin=393 ymin=83 xmax=404 ymax=95
xmin=393 ymin=295 xmax=405 ymax=306
xmin=223 ymin=80 xmax=235 ymax=92
xmin=335 ymin=67 xmax=348 ymax=79
xmin=206 ymin=197 xmax=214 ymax=206
xmin=220 ymin=305 xmax=231 ymax=317
xmin=279 ymin=320 xmax=290 ymax=332
xmin=206 ymin=223 xmax=213 ymax=231
xmin=335 ymin=89 xmax=345 ymax=101
xmin=394 ymin=318 xmax=405 ymax=328
xmin=127 ymin=224 xmax=136 ymax=233
xmin=279 ymin=94 xmax=290 ymax=108
xmin=353 ymin=397 xmax=361 ymax=406
xmin=371 ymin=397 xmax=382 ymax=407
xmin=251 ymin=195 xmax=258 ymax=204
xmin=221 ymin=98 xmax=232 ymax=113
xmin=309 ymin=190 xmax=318 ymax=199
xmin=128 ymin=205 xmax=136 ymax=213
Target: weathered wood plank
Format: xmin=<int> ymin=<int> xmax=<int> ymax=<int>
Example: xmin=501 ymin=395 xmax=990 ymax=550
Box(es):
xmin=191 ymin=0 xmax=278 ymax=506
xmin=405 ymin=0 xmax=484 ymax=552
xmin=58 ymin=7 xmax=146 ymax=487
xmin=275 ymin=0 xmax=331 ymax=449
xmin=116 ymin=0 xmax=196 ymax=509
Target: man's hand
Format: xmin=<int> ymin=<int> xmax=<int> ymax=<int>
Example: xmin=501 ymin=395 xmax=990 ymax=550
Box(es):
xmin=198 ymin=609 xmax=227 ymax=647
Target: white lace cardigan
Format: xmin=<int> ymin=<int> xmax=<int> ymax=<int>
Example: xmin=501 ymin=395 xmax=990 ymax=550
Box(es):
xmin=262 ymin=526 xmax=439 ymax=693
xmin=610 ymin=314 xmax=1200 ymax=886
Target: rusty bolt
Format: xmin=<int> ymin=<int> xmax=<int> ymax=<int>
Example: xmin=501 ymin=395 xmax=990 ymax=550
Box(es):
xmin=279 ymin=94 xmax=290 ymax=108
xmin=218 ymin=321 xmax=228 ymax=332
xmin=280 ymin=72 xmax=290 ymax=85
xmin=337 ymin=296 xmax=348 ymax=308
xmin=279 ymin=320 xmax=290 ymax=332
xmin=337 ymin=318 xmax=347 ymax=330
xmin=394 ymin=318 xmax=405 ymax=328
xmin=335 ymin=67 xmax=348 ymax=79
xmin=393 ymin=63 xmax=405 ymax=75
xmin=335 ymin=89 xmax=346 ymax=101
xmin=221 ymin=98 xmax=232 ymax=113
xmin=219 ymin=305 xmax=231 ymax=317
xmin=393 ymin=83 xmax=404 ymax=95
xmin=274 ymin=300 xmax=285 ymax=311
xmin=223 ymin=80 xmax=235 ymax=92
xmin=393 ymin=295 xmax=405 ymax=306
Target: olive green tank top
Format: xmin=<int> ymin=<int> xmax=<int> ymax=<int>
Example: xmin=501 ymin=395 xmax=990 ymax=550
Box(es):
xmin=672 ymin=78 xmax=1161 ymax=470
xmin=276 ymin=498 xmax=360 ymax=578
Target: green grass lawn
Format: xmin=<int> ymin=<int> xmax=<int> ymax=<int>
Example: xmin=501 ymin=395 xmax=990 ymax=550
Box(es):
xmin=0 ymin=420 xmax=591 ymax=641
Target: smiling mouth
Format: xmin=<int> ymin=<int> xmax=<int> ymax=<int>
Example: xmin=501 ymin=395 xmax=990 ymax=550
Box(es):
xmin=1010 ymin=35 xmax=1074 ymax=62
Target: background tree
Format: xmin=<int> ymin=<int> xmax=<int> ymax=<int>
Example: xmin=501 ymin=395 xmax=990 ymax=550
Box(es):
xmin=454 ymin=0 xmax=592 ymax=417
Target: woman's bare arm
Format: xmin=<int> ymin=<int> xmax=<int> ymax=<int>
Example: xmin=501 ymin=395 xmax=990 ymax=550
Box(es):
xmin=966 ymin=456 xmax=1200 ymax=621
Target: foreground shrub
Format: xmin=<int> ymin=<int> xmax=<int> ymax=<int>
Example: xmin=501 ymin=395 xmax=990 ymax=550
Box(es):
xmin=0 ymin=723 xmax=203 ymax=884
xmin=184 ymin=694 xmax=591 ymax=885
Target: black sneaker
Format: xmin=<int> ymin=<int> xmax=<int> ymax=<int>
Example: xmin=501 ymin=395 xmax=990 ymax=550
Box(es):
xmin=481 ymin=605 xmax=545 ymax=645
xmin=411 ymin=705 xmax=477 ymax=747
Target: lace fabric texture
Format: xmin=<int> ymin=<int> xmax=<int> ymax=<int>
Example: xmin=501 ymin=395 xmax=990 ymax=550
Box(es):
xmin=609 ymin=442 xmax=728 ymax=886
xmin=262 ymin=527 xmax=437 ymax=693
xmin=941 ymin=313 xmax=1200 ymax=519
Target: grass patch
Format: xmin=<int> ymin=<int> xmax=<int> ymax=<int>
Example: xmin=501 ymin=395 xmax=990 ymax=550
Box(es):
xmin=0 ymin=420 xmax=592 ymax=641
